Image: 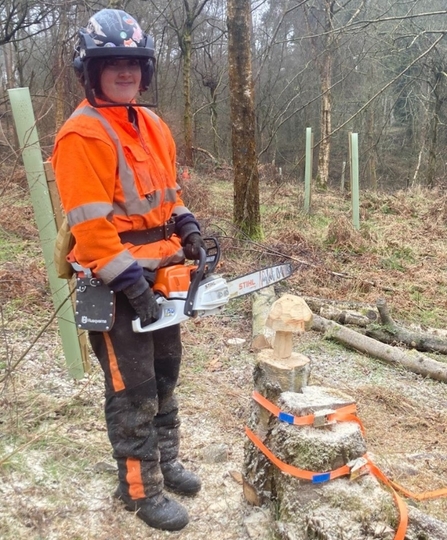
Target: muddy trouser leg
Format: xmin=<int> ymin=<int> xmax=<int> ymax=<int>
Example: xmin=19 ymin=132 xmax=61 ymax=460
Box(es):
xmin=88 ymin=292 xmax=189 ymax=530
xmin=89 ymin=291 xmax=163 ymax=499
xmin=154 ymin=324 xmax=201 ymax=495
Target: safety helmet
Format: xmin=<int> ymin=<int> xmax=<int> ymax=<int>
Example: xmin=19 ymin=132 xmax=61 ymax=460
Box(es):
xmin=73 ymin=9 xmax=157 ymax=107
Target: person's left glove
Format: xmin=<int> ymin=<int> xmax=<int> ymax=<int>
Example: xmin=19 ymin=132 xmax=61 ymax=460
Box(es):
xmin=182 ymin=232 xmax=205 ymax=260
xmin=123 ymin=276 xmax=159 ymax=327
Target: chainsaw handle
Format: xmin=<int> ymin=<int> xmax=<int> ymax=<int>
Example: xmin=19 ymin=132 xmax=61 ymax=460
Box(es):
xmin=203 ymin=236 xmax=220 ymax=273
xmin=184 ymin=247 xmax=207 ymax=317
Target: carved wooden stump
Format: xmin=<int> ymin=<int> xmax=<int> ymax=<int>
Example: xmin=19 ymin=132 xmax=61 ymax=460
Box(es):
xmin=243 ymin=295 xmax=447 ymax=539
xmin=244 ymin=295 xmax=313 ymax=505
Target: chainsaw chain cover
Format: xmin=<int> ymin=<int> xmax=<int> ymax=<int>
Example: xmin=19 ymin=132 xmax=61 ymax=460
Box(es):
xmin=75 ymin=277 xmax=115 ymax=331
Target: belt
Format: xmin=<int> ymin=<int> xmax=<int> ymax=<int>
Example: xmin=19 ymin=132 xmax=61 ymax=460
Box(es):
xmin=118 ymin=219 xmax=176 ymax=246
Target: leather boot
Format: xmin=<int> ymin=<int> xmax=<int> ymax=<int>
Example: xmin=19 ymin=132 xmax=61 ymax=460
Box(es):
xmin=161 ymin=460 xmax=201 ymax=496
xmin=114 ymin=486 xmax=189 ymax=531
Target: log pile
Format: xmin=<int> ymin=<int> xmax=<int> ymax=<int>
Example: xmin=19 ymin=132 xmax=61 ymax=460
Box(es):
xmin=293 ymin=296 xmax=447 ymax=383
xmin=312 ymin=314 xmax=447 ymax=383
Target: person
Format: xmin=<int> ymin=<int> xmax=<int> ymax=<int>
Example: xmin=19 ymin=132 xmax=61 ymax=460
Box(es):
xmin=52 ymin=8 xmax=204 ymax=532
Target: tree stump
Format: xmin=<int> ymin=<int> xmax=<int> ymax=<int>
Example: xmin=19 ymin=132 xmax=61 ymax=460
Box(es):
xmin=244 ymin=295 xmax=313 ymax=506
xmin=243 ymin=386 xmax=364 ymax=506
xmin=243 ymin=297 xmax=447 ymax=539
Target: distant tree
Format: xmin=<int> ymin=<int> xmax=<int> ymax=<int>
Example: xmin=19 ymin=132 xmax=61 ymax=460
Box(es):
xmin=227 ymin=0 xmax=261 ymax=239
xmin=145 ymin=0 xmax=218 ymax=166
xmin=0 ymin=1 xmax=54 ymax=46
xmin=192 ymin=14 xmax=227 ymax=161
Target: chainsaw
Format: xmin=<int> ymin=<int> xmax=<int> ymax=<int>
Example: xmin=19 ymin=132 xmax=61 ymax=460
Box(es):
xmin=132 ymin=237 xmax=293 ymax=332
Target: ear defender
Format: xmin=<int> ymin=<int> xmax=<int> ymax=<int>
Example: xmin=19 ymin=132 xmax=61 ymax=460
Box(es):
xmin=140 ymin=58 xmax=155 ymax=91
xmin=73 ymin=56 xmax=83 ymax=78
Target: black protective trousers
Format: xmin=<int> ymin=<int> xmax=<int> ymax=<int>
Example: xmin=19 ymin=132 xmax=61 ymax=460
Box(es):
xmin=89 ymin=291 xmax=182 ymax=500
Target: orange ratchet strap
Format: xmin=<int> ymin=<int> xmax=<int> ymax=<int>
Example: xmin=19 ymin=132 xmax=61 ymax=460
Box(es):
xmin=252 ymin=391 xmax=365 ymax=434
xmin=367 ymin=459 xmax=408 ymax=539
xmin=245 ymin=426 xmax=408 ymax=540
xmin=248 ymin=391 xmax=447 ymax=540
xmin=388 ymin=477 xmax=447 ymax=501
xmin=251 ymin=391 xmax=447 ymax=501
xmin=245 ymin=426 xmax=356 ymax=483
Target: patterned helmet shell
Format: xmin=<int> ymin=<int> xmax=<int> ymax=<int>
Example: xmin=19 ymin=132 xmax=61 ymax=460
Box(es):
xmin=77 ymin=9 xmax=154 ymax=60
xmin=84 ymin=9 xmax=146 ymax=53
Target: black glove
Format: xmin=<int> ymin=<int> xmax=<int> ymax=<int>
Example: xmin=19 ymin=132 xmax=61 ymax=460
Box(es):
xmin=123 ymin=276 xmax=159 ymax=327
xmin=182 ymin=232 xmax=205 ymax=260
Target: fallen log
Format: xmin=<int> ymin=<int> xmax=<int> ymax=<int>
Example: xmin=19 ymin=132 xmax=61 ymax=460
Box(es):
xmin=312 ymin=314 xmax=447 ymax=383
xmin=303 ymin=296 xmax=447 ymax=355
xmin=302 ymin=296 xmax=379 ymax=317
xmin=366 ymin=298 xmax=447 ymax=355
xmin=301 ymin=296 xmax=379 ymax=327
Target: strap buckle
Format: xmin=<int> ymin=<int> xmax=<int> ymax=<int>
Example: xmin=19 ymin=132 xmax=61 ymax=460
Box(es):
xmin=313 ymin=409 xmax=336 ymax=428
xmin=71 ymin=261 xmax=92 ymax=278
xmin=348 ymin=457 xmax=369 ymax=481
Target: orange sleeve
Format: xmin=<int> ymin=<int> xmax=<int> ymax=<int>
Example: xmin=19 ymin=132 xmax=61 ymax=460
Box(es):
xmin=52 ymin=131 xmax=132 ymax=277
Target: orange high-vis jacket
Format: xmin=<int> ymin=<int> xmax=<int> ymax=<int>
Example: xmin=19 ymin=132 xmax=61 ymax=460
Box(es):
xmin=52 ymin=100 xmax=190 ymax=285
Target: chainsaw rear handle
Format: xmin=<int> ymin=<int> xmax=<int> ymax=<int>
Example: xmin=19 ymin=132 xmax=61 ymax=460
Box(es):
xmin=184 ymin=246 xmax=207 ymax=316
xmin=132 ymin=297 xmax=190 ymax=332
xmin=132 ymin=247 xmax=207 ymax=333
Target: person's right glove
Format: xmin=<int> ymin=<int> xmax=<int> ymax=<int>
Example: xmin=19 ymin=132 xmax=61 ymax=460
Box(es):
xmin=123 ymin=276 xmax=159 ymax=327
xmin=182 ymin=232 xmax=205 ymax=260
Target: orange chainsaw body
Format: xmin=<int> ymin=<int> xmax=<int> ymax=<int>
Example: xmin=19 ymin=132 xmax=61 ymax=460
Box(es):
xmin=153 ymin=264 xmax=198 ymax=297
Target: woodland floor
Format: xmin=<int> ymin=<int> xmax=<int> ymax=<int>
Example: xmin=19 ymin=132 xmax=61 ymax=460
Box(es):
xmin=1 ymin=168 xmax=447 ymax=539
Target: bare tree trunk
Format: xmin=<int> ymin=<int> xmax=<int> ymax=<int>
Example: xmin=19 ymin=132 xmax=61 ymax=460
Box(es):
xmin=182 ymin=26 xmax=193 ymax=166
xmin=227 ymin=0 xmax=261 ymax=239
xmin=304 ymin=0 xmax=335 ymax=191
xmin=4 ymin=41 xmax=15 ymax=89
xmin=426 ymin=75 xmax=442 ymax=189
xmin=210 ymin=85 xmax=219 ymax=159
xmin=4 ymin=41 xmax=18 ymax=147
xmin=148 ymin=0 xmax=213 ymax=167
xmin=365 ymin=95 xmax=378 ymax=190
xmin=54 ymin=8 xmax=68 ymax=132
xmin=316 ymin=47 xmax=332 ymax=189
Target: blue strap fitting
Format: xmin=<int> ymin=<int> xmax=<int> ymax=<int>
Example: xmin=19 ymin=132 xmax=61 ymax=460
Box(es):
xmin=278 ymin=411 xmax=295 ymax=424
xmin=312 ymin=472 xmax=331 ymax=484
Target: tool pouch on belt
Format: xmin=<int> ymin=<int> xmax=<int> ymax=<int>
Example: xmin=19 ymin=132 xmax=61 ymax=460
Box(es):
xmin=54 ymin=217 xmax=75 ymax=279
xmin=75 ymin=277 xmax=116 ymax=332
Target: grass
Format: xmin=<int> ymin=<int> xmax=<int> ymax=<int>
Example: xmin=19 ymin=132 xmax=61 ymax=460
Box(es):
xmin=0 ymin=234 xmax=28 ymax=262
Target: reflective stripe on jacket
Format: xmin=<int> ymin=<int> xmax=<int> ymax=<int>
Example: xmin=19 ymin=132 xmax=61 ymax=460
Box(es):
xmin=52 ymin=100 xmax=189 ymax=283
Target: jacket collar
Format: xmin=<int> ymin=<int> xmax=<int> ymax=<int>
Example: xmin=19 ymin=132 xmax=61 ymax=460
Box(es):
xmin=78 ymin=98 xmax=139 ymax=124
